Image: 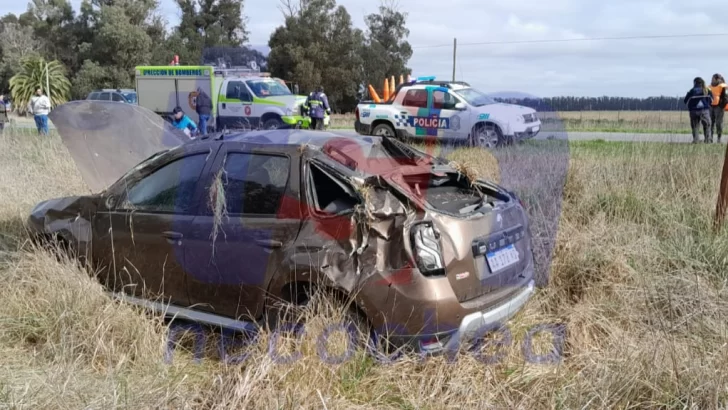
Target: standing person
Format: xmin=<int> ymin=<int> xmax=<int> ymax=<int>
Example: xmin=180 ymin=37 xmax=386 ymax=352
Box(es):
xmin=303 ymin=85 xmax=331 ymax=130
xmin=684 ymin=77 xmax=713 ymax=143
xmin=171 ymin=106 xmax=198 ymax=137
xmin=0 ymin=94 xmax=8 ymax=134
xmin=28 ymin=87 xmax=51 ymax=135
xmin=710 ymin=73 xmax=728 ymax=142
xmin=195 ymin=87 xmax=213 ymax=135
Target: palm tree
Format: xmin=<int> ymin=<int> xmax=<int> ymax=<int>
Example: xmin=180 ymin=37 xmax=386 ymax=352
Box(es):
xmin=9 ymin=56 xmax=72 ymax=114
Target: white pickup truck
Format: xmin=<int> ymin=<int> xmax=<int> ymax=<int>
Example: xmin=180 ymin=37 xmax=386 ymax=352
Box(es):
xmin=354 ymin=77 xmax=541 ymax=148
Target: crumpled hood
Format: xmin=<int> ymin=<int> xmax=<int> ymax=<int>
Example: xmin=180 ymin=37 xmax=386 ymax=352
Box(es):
xmin=49 ymin=100 xmax=192 ymax=193
xmin=27 ymin=195 xmax=99 ymax=251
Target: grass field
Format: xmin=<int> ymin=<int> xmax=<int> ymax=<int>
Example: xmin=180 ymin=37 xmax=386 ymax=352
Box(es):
xmin=328 ymin=111 xmax=703 ymax=134
xmin=1 ymin=131 xmax=728 ymax=408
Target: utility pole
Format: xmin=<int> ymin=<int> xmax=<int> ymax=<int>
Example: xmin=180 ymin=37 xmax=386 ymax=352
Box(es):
xmin=714 ymin=142 xmax=728 ymax=231
xmin=452 ymin=38 xmax=457 ymax=82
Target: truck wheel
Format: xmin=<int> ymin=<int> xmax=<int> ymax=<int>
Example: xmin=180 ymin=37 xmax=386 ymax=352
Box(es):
xmin=372 ymin=123 xmax=396 ymax=138
xmin=471 ymin=123 xmax=506 ymax=149
xmin=262 ymin=117 xmax=283 ymax=130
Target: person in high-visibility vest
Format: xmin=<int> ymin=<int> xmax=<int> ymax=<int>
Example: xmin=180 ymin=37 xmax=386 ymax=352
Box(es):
xmin=710 ymin=73 xmax=728 ymax=142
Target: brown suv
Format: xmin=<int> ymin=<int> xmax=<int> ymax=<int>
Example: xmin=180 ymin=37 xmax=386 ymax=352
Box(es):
xmin=28 ymin=123 xmax=536 ymax=354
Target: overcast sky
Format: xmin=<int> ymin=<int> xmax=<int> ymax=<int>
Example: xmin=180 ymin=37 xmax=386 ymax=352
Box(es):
xmin=5 ymin=0 xmax=726 ymax=98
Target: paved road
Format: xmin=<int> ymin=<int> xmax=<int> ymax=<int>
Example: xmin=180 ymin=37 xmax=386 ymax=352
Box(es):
xmin=7 ymin=119 xmax=722 ymax=144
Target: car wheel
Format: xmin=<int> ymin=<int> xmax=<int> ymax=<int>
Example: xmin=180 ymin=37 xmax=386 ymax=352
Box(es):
xmin=372 ymin=123 xmax=396 ymax=138
xmin=471 ymin=123 xmax=507 ymax=149
xmin=262 ymin=118 xmax=283 ymax=130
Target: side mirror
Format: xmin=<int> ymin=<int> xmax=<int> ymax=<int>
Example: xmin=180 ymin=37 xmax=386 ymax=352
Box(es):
xmin=454 ymin=102 xmax=466 ymax=110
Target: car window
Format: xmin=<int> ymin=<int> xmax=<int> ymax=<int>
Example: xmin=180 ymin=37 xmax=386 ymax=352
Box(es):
xmin=402 ymin=89 xmax=428 ymax=108
xmin=88 ymin=92 xmax=99 ymax=100
xmin=225 ymin=81 xmax=251 ymax=102
xmin=433 ymin=91 xmax=458 ymax=110
xmin=219 ymin=153 xmax=289 ymax=215
xmin=120 ymin=153 xmax=208 ymax=213
xmin=100 ymin=92 xmax=111 ymax=101
xmin=111 ymin=93 xmax=124 ymax=102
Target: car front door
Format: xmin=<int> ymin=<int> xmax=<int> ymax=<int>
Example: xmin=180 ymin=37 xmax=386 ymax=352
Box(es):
xmin=431 ymin=89 xmax=470 ymax=142
xmin=184 ymin=145 xmax=302 ymax=321
xmin=91 ymin=148 xmax=216 ymax=306
xmin=218 ymin=80 xmax=255 ymax=130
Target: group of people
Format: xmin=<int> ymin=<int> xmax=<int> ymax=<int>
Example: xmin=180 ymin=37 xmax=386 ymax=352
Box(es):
xmin=684 ymin=74 xmax=728 ymax=143
xmin=169 ymin=85 xmax=332 ymax=136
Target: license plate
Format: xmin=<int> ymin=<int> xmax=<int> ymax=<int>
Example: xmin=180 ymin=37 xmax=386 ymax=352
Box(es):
xmin=485 ymin=244 xmax=519 ymax=273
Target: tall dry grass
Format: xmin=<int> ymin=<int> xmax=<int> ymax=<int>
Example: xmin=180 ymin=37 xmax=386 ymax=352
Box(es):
xmin=0 ymin=131 xmax=727 ymax=408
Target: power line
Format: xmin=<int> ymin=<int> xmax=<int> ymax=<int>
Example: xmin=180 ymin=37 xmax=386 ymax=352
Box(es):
xmin=412 ymin=32 xmax=728 ymax=49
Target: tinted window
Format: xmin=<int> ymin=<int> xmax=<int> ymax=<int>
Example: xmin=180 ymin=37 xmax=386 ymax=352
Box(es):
xmin=121 ymin=154 xmax=207 ymax=213
xmin=401 ymin=89 xmax=428 ymax=108
xmin=433 ymin=91 xmax=458 ymax=110
xmin=88 ymin=93 xmax=100 ymax=100
xmin=220 ymin=153 xmax=289 ymax=215
xmin=100 ymin=92 xmax=111 ymax=101
xmin=225 ymin=81 xmax=251 ymax=101
xmin=111 ymin=93 xmax=124 ymax=102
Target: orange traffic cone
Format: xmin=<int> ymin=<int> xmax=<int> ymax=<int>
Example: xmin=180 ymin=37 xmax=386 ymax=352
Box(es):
xmin=368 ymin=84 xmax=381 ymax=103
xmin=383 ymin=78 xmax=390 ymax=101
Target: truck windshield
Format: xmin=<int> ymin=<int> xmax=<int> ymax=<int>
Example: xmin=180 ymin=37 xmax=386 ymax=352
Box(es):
xmin=246 ymin=80 xmax=292 ymax=97
xmin=454 ymin=88 xmax=496 ymax=107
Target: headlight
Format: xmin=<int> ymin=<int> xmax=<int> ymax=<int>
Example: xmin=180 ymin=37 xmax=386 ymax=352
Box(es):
xmin=410 ymin=222 xmax=445 ymax=277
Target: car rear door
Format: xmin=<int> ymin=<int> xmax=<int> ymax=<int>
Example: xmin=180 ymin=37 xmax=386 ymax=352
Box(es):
xmin=431 ymin=88 xmax=469 ymax=141
xmin=91 ymin=145 xmax=218 ymax=307
xmin=184 ymin=143 xmax=302 ymax=321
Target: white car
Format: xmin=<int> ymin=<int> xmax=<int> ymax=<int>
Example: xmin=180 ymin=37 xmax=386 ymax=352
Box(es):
xmin=354 ymin=77 xmax=541 ymax=148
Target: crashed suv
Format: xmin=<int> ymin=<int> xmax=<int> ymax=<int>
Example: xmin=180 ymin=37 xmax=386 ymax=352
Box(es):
xmin=28 ymin=101 xmax=536 ymax=354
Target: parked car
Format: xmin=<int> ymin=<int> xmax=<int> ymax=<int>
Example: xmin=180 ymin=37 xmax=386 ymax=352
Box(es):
xmin=86 ymin=89 xmax=138 ymax=104
xmin=30 ymin=102 xmax=537 ymax=354
xmin=355 ymin=77 xmax=541 ymax=148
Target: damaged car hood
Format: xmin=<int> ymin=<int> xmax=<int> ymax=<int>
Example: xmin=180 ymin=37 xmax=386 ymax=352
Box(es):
xmin=49 ymin=100 xmax=193 ymax=193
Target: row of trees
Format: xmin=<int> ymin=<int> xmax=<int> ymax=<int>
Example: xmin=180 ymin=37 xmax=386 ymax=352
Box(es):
xmin=495 ymin=96 xmax=691 ymax=111
xmin=0 ymin=0 xmax=413 ymax=113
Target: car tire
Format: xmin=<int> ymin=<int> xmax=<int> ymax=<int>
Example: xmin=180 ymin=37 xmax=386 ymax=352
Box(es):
xmin=471 ymin=123 xmax=509 ymax=149
xmin=262 ymin=117 xmax=283 ymax=130
xmin=371 ymin=123 xmax=396 ymax=138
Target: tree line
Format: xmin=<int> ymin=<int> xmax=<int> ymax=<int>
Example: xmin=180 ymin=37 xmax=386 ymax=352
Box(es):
xmin=494 ymin=96 xmax=689 ymax=111
xmin=0 ymin=0 xmax=413 ymax=113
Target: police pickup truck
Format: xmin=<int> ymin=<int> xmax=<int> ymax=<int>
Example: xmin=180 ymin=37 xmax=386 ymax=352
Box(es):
xmin=134 ymin=65 xmax=329 ymax=132
xmin=354 ymin=77 xmax=540 ymax=147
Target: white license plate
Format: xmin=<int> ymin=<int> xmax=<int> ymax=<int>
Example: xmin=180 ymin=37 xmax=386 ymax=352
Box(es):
xmin=485 ymin=244 xmax=520 ymax=273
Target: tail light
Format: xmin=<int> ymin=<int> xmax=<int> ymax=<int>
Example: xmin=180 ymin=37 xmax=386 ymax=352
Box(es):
xmin=410 ymin=222 xmax=445 ymax=277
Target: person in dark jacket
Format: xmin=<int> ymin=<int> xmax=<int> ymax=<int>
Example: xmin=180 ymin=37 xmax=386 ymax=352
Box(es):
xmin=303 ymin=86 xmax=331 ymax=130
xmin=710 ymin=74 xmax=728 ymax=142
xmin=684 ymin=77 xmax=713 ymax=143
xmin=195 ymin=87 xmax=213 ymax=135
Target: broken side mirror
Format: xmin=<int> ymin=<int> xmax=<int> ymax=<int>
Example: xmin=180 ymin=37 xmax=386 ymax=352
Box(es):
xmin=454 ymin=102 xmax=467 ymax=110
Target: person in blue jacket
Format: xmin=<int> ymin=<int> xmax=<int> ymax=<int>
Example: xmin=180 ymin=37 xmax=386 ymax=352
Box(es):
xmin=684 ymin=77 xmax=714 ymax=143
xmin=171 ymin=106 xmax=198 ymax=136
xmin=303 ymin=86 xmax=331 ymax=130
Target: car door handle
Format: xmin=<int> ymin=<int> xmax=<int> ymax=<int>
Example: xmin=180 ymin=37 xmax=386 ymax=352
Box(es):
xmin=255 ymin=239 xmax=282 ymax=249
xmin=162 ymin=231 xmax=183 ymax=240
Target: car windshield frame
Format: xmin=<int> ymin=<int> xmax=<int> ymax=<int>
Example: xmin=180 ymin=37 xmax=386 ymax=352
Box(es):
xmin=453 ymin=87 xmax=497 ymax=107
xmin=245 ymin=79 xmax=292 ymax=98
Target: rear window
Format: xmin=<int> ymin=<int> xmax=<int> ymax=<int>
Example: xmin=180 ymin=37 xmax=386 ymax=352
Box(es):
xmin=402 ymin=89 xmax=428 ymax=108
xmin=88 ymin=92 xmax=100 ymax=100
